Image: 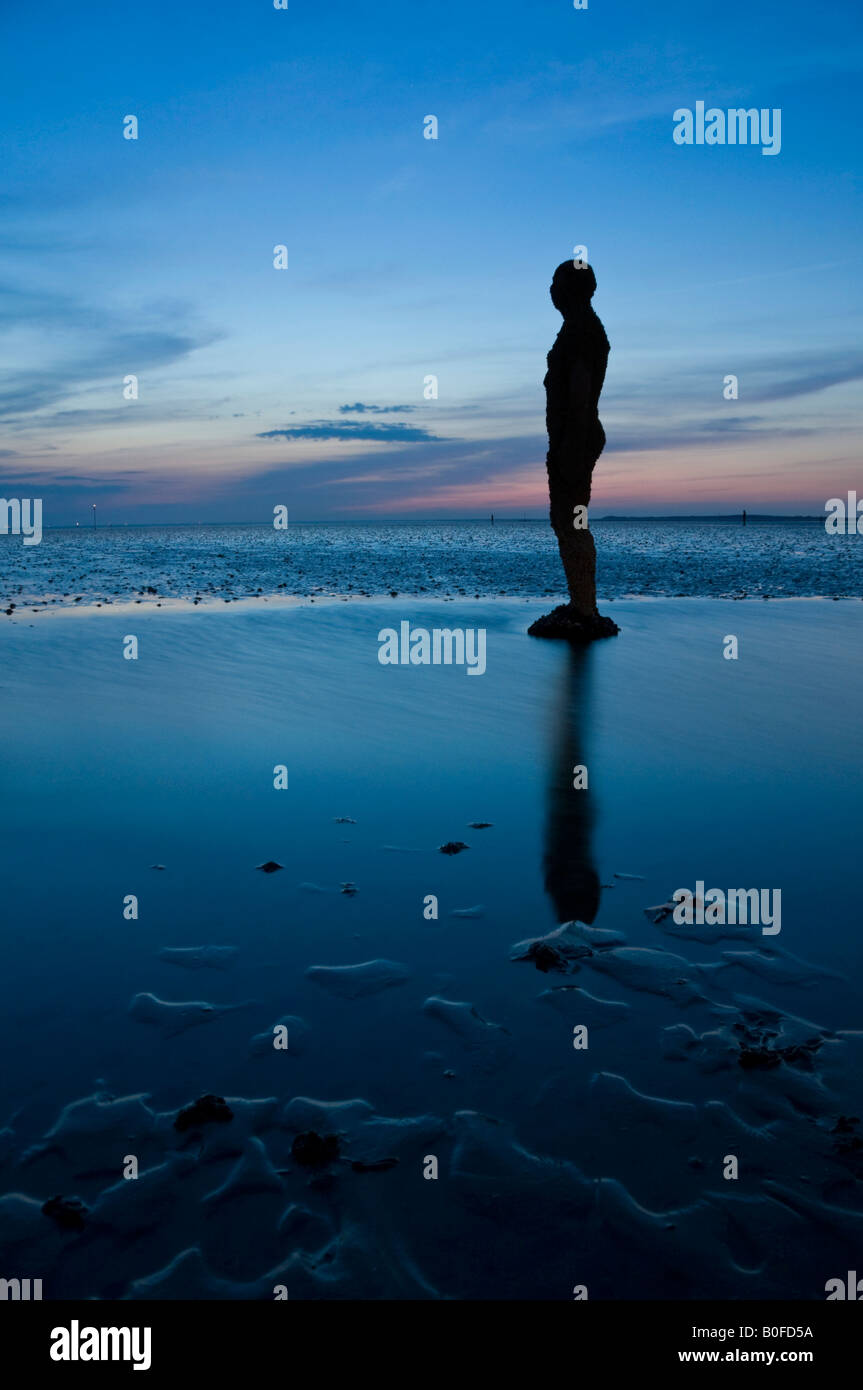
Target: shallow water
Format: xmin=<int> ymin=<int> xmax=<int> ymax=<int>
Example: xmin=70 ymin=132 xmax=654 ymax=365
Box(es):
xmin=2 ymin=517 xmax=860 ymax=612
xmin=1 ymin=599 xmax=861 ymax=1299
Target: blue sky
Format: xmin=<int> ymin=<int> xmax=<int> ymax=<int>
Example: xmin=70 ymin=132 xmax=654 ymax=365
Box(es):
xmin=1 ymin=0 xmax=861 ymax=521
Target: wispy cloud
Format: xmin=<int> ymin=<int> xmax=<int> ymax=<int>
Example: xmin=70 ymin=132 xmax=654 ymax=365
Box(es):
xmin=1 ymin=328 xmax=224 ymax=423
xmin=338 ymin=402 xmax=416 ymax=415
xmin=0 ymin=279 xmax=223 ymax=424
xmin=747 ymin=351 xmax=863 ymax=403
xmin=256 ymin=421 xmax=446 ymax=443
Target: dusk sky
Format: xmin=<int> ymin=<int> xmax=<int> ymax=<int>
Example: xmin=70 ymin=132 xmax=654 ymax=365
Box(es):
xmin=1 ymin=0 xmax=861 ymax=523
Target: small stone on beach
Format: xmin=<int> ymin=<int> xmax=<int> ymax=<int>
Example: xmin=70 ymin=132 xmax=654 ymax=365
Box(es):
xmin=174 ymin=1094 xmax=234 ymax=1132
xmin=42 ymin=1195 xmax=88 ymax=1231
xmin=292 ymin=1131 xmax=340 ymax=1169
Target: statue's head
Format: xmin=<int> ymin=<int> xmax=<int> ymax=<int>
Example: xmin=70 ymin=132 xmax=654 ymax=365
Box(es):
xmin=550 ymin=260 xmax=597 ymax=316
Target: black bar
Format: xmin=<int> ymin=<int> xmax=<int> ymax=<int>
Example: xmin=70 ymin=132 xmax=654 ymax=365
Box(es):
xmin=1 ymin=1300 xmax=856 ymax=1375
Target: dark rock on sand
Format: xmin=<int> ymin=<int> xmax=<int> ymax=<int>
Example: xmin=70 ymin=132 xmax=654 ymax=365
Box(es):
xmin=42 ymin=1194 xmax=88 ymax=1231
xmin=511 ymin=921 xmax=595 ymax=973
xmin=734 ymin=1022 xmax=823 ymax=1072
xmin=256 ymin=860 xmax=283 ymax=873
xmin=174 ymin=1094 xmax=234 ymax=1133
xmin=738 ymin=1044 xmax=783 ymax=1071
xmin=160 ymin=1096 xmax=277 ymax=1160
xmin=439 ymin=841 xmax=469 ymax=855
xmin=832 ymin=1115 xmax=860 ymax=1135
xmin=291 ymin=1131 xmax=340 ymax=1169
xmin=350 ymin=1157 xmax=399 ymax=1173
xmin=527 ymin=942 xmax=577 ymax=972
xmin=527 ymin=605 xmax=619 ymax=642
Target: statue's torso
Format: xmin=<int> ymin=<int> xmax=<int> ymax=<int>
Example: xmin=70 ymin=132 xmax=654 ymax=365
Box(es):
xmin=545 ymin=309 xmax=610 ymax=454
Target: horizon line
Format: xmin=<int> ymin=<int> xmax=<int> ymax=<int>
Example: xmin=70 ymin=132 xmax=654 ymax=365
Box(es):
xmin=25 ymin=512 xmax=831 ymax=530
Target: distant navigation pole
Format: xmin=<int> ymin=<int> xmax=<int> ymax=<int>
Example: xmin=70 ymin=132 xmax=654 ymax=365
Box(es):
xmin=491 ymin=513 xmax=494 ymax=525
xmin=742 ymin=509 xmax=747 ymax=526
xmin=92 ymin=505 xmax=97 ymax=527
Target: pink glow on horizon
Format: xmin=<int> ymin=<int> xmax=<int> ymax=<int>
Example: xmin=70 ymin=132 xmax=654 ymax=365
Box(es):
xmin=345 ymin=451 xmax=830 ymax=516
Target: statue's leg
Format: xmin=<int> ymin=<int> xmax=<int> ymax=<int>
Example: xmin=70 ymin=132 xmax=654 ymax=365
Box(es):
xmin=529 ymin=422 xmax=618 ymax=641
xmin=550 ymin=463 xmax=597 ymax=618
xmin=548 ymin=422 xmax=603 ymax=616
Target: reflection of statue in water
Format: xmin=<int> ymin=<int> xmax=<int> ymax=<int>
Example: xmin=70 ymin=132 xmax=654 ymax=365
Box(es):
xmin=529 ymin=261 xmax=619 ymax=642
xmin=543 ymin=645 xmax=601 ymax=925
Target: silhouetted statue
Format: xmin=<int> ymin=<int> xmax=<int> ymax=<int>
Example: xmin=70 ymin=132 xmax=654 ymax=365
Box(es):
xmin=529 ymin=261 xmax=619 ymax=641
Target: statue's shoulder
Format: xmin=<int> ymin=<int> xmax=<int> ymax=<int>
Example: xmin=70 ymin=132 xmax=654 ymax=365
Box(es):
xmin=549 ymin=317 xmax=609 ymax=365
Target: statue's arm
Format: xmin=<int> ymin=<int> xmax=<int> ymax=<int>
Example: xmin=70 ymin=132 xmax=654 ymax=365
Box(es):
xmin=592 ymin=354 xmax=608 ymax=412
xmin=559 ymin=357 xmax=594 ymax=463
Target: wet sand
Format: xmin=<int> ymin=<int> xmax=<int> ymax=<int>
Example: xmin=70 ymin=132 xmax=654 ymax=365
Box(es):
xmin=1 ymin=598 xmax=861 ymax=1299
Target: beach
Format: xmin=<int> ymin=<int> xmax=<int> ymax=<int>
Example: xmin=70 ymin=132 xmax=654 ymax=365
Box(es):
xmin=2 ymin=595 xmax=862 ymax=1299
